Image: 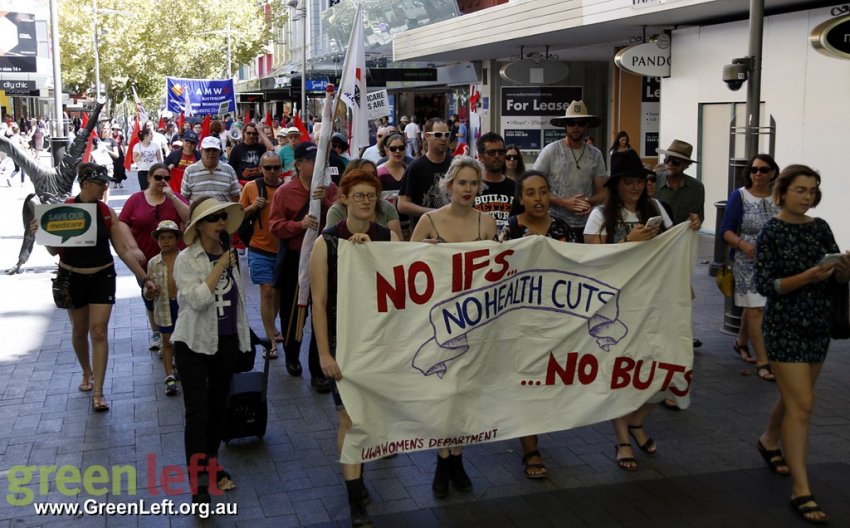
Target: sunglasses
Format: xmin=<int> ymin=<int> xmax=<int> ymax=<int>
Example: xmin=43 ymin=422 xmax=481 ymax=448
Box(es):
xmin=565 ymin=120 xmax=588 ymax=127
xmin=428 ymin=132 xmax=449 ymax=139
xmin=664 ymin=157 xmax=683 ymax=166
xmin=484 ymin=149 xmax=506 ymax=156
xmin=152 ymin=174 xmax=171 ymax=182
xmin=262 ymin=165 xmax=281 ymax=171
xmin=505 ymin=154 xmax=520 ymax=161
xmin=202 ymin=212 xmax=228 ymax=223
xmin=387 ymin=145 xmax=405 ymax=153
xmin=749 ymin=166 xmax=772 ymax=174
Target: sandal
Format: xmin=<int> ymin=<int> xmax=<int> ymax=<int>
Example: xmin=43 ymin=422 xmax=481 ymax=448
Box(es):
xmin=215 ymin=470 xmax=236 ymax=491
xmin=733 ymin=341 xmax=756 ymax=364
xmin=627 ymin=425 xmax=657 ymax=454
xmin=263 ymin=347 xmax=278 ymax=360
xmin=91 ymin=392 xmax=110 ymax=412
xmin=756 ymin=364 xmax=776 ymax=382
xmin=615 ymin=443 xmax=637 ymax=471
xmin=274 ymin=331 xmax=284 ymax=343
xmin=790 ymin=495 xmax=829 ymax=524
xmin=757 ymin=440 xmax=789 ymax=475
xmin=521 ymin=450 xmax=548 ymax=479
xmin=78 ymin=373 xmax=93 ymax=392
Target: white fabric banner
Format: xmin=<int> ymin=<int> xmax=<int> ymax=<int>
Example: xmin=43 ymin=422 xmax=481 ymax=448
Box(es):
xmin=336 ymin=224 xmax=698 ymax=463
xmin=337 ymin=3 xmax=369 ymax=155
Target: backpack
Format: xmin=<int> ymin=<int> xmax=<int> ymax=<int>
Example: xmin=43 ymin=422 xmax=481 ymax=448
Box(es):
xmin=236 ymin=178 xmax=266 ymax=248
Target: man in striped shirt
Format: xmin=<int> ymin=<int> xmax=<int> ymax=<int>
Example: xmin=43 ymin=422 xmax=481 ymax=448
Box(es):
xmin=181 ymin=136 xmax=241 ymax=203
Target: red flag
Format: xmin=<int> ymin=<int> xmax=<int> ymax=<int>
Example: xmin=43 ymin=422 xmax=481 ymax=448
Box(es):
xmin=245 ymin=110 xmax=251 ymax=124
xmin=158 ymin=116 xmax=165 ymax=129
xmin=176 ymin=112 xmax=185 ymax=131
xmin=81 ymin=113 xmax=99 ymax=162
xmin=124 ymin=116 xmax=141 ymax=171
xmin=292 ymin=113 xmax=309 ymax=141
xmin=265 ymin=110 xmax=272 ymax=127
xmin=200 ymin=114 xmax=211 ymax=141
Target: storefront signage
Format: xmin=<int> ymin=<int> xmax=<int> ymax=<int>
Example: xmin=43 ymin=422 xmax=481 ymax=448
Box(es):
xmin=500 ymin=59 xmax=569 ymax=85
xmin=810 ymin=13 xmax=850 ymax=60
xmin=1 ymin=80 xmax=36 ymax=95
xmin=640 ymin=77 xmax=660 ymax=157
xmin=500 ymin=86 xmax=582 ymax=150
xmin=370 ymin=68 xmax=437 ymax=83
xmin=0 ymin=11 xmax=37 ymax=73
xmin=306 ymin=76 xmax=330 ymax=93
xmin=614 ymin=36 xmax=671 ymax=77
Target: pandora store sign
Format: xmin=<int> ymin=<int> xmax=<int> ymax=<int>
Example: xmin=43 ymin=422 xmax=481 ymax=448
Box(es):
xmin=614 ymin=35 xmax=671 ymax=77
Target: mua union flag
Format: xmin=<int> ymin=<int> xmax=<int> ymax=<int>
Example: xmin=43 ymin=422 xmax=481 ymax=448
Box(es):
xmin=335 ymin=224 xmax=698 ymax=463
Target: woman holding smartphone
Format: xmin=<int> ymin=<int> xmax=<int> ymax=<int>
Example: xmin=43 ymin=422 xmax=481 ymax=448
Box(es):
xmin=584 ymin=150 xmax=699 ymax=470
xmin=755 ymin=165 xmax=850 ymax=524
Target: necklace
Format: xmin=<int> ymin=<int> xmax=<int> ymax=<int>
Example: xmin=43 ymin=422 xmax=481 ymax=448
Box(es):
xmin=568 ymin=143 xmax=586 ymax=169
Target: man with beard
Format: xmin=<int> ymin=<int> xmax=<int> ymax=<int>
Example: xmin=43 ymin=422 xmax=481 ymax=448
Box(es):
xmin=227 ymin=122 xmax=274 ymax=181
xmin=532 ymin=100 xmax=606 ymax=242
xmin=474 ymin=132 xmax=514 ymax=228
xmin=397 ymin=118 xmax=452 ymax=230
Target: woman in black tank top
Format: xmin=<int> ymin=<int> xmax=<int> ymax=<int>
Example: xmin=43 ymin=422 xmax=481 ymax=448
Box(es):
xmin=310 ymin=169 xmax=398 ymax=527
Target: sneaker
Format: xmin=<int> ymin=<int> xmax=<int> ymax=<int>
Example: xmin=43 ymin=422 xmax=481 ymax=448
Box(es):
xmin=149 ymin=332 xmax=162 ymax=351
xmin=164 ymin=376 xmax=178 ymax=396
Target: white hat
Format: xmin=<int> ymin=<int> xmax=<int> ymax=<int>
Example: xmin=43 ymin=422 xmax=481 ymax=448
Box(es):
xmin=151 ymin=220 xmax=183 ymax=240
xmin=286 ymin=127 xmax=301 ymax=136
xmin=200 ymin=136 xmax=221 ymax=150
xmin=549 ymin=100 xmax=599 ymax=127
xmin=183 ymin=199 xmax=244 ymax=245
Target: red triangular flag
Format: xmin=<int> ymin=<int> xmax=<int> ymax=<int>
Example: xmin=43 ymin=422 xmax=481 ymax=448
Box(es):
xmin=81 ymin=113 xmax=98 ymax=162
xmin=292 ymin=113 xmax=309 ymax=142
xmin=200 ymin=114 xmax=211 ymax=141
xmin=158 ymin=116 xmax=165 ymax=130
xmin=176 ymin=112 xmax=185 ymax=132
xmin=124 ymin=116 xmax=141 ymax=171
xmin=265 ymin=111 xmax=272 ymax=127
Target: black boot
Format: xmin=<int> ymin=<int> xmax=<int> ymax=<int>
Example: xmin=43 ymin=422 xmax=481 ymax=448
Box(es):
xmin=432 ymin=454 xmax=450 ymax=498
xmin=448 ymin=453 xmax=473 ymax=492
xmin=346 ymin=479 xmax=373 ymax=528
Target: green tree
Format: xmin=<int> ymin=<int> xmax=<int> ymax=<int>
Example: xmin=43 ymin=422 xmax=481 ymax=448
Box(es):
xmin=59 ymin=0 xmax=287 ymax=108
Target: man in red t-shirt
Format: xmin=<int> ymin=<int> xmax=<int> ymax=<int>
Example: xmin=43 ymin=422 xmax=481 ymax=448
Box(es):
xmin=165 ymin=130 xmax=200 ymax=194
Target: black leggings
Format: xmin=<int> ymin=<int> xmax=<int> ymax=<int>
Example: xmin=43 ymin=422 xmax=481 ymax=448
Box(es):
xmin=138 ymin=170 xmax=149 ymax=190
xmin=277 ymin=249 xmax=322 ymax=378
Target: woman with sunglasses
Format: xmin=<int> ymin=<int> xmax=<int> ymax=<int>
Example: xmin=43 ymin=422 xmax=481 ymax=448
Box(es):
xmin=755 ymin=165 xmax=849 ymax=524
xmin=171 ymin=197 xmax=250 ymax=505
xmin=377 ymin=133 xmax=409 ymax=235
xmin=311 ymin=169 xmax=399 ymax=527
xmin=411 ymin=156 xmax=498 ymax=498
xmin=720 ymin=154 xmax=780 ymax=380
xmin=504 ymin=145 xmax=525 ymax=181
xmin=120 ymin=163 xmax=190 ymax=353
xmin=41 ymin=163 xmax=151 ymax=412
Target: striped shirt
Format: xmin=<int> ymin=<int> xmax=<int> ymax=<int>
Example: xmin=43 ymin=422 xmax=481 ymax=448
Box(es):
xmin=181 ymin=160 xmax=241 ymax=203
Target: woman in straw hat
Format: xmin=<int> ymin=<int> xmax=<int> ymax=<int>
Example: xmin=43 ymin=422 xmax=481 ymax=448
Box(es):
xmin=170 ymin=197 xmax=249 ymax=505
xmin=584 ymin=149 xmax=700 ymax=471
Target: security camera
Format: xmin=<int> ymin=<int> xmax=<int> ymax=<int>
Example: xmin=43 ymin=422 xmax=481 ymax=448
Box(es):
xmin=722 ymin=58 xmax=751 ymax=91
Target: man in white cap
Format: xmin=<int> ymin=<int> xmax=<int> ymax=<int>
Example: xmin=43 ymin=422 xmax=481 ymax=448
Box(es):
xmin=181 ymin=136 xmax=241 ymax=203
xmin=532 ymin=100 xmax=607 ymax=242
xmin=277 ymin=127 xmax=301 ymax=174
xmin=654 ymin=139 xmax=705 ymax=224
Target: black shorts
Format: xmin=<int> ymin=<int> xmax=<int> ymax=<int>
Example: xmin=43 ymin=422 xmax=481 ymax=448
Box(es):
xmin=68 ymin=265 xmax=116 ymax=308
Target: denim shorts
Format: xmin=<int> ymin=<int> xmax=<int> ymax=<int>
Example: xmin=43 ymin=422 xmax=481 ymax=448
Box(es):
xmin=248 ymin=248 xmax=277 ymax=285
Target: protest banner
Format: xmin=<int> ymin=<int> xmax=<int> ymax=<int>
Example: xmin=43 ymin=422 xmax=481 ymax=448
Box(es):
xmin=335 ymin=224 xmax=697 ymax=463
xmin=165 ymin=77 xmax=236 ymax=116
xmin=367 ymin=90 xmax=390 ymax=120
xmin=34 ymin=204 xmax=98 ymax=247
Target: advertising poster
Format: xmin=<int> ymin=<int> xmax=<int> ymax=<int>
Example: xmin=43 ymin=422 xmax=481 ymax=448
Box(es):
xmin=166 ymin=78 xmax=236 ymax=116
xmin=501 ymin=86 xmax=582 ymax=150
xmin=641 ymin=77 xmax=661 ymax=157
xmin=0 ymin=11 xmax=37 ymax=73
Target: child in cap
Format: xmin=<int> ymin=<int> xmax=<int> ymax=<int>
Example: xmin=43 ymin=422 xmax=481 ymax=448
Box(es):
xmin=144 ymin=220 xmax=183 ymax=395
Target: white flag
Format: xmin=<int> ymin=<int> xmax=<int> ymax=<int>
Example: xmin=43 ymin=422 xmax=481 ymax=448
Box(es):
xmin=183 ymin=90 xmax=194 ymax=118
xmin=337 ymin=3 xmax=368 ymax=157
xmin=132 ymin=86 xmax=149 ymax=125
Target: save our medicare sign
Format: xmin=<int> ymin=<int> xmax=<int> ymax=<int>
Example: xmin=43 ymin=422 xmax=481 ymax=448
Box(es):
xmin=500 ymin=86 xmax=582 ymax=151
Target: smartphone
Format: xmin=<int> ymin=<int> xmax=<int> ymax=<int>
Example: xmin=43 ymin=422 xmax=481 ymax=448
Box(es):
xmin=818 ymin=253 xmax=843 ymax=266
xmin=645 ymin=216 xmax=663 ymax=228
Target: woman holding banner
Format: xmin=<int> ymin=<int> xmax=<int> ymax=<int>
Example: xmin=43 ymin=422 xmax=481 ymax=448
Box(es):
xmin=311 ymin=168 xmax=398 ymax=527
xmin=584 ymin=149 xmax=700 ymax=471
xmin=411 ymin=156 xmax=498 ymax=497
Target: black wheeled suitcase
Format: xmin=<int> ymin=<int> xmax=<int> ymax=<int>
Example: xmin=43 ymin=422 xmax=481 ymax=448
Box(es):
xmin=222 ymin=332 xmax=272 ymax=442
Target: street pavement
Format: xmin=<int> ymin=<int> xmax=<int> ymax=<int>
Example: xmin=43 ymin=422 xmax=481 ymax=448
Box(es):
xmin=0 ymin=167 xmax=848 ymax=528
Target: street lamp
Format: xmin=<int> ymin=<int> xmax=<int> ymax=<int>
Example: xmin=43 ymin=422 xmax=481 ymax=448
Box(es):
xmin=91 ymin=0 xmax=129 ymax=100
xmin=288 ymin=0 xmax=307 ymax=123
xmin=200 ymin=21 xmax=233 ymax=78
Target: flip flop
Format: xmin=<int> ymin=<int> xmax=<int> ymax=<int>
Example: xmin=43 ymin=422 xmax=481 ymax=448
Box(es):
xmin=274 ymin=332 xmax=284 ymax=343
xmin=78 ymin=374 xmax=93 ymax=392
xmin=733 ymin=341 xmax=757 ymax=364
xmin=756 ymin=364 xmax=776 ymax=382
xmin=521 ymin=450 xmax=548 ymax=479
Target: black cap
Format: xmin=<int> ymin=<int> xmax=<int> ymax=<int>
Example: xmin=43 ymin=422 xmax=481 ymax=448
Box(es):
xmin=294 ymin=142 xmax=318 ymax=160
xmin=78 ymin=163 xmax=110 ymax=184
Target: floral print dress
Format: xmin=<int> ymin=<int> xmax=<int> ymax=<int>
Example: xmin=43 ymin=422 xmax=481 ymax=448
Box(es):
xmin=755 ymin=217 xmax=839 ymax=363
xmin=732 ymin=187 xmax=778 ymax=307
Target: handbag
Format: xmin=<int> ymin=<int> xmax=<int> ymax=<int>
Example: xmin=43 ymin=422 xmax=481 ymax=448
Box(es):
xmin=51 ymin=267 xmax=72 ymax=309
xmin=830 ymin=279 xmax=850 ymax=340
xmin=236 ymin=178 xmax=266 ymax=248
xmin=716 ymin=264 xmax=734 ymax=298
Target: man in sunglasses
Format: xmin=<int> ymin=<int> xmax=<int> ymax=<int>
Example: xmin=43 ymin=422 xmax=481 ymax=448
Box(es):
xmin=228 ymin=122 xmax=274 ymax=181
xmin=475 ymin=132 xmax=515 ymax=228
xmin=533 ymin=100 xmax=607 ymax=242
xmin=240 ymin=152 xmax=286 ymax=359
xmin=654 ymin=139 xmax=705 ymax=225
xmin=397 ymin=118 xmax=452 ymax=227
xmin=181 ymin=136 xmax=241 ymax=203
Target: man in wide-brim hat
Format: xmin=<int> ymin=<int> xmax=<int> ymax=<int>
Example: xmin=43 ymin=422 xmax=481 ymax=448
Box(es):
xmin=532 ymin=100 xmax=607 ymax=242
xmin=654 ymin=139 xmax=704 ymax=225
